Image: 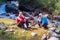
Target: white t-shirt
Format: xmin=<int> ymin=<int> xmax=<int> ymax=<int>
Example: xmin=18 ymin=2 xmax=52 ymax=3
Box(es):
xmin=38 ymin=17 xmax=41 ymax=22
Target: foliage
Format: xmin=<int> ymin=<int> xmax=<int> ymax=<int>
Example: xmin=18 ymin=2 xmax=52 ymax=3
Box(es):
xmin=0 ymin=18 xmax=59 ymax=40
xmin=19 ymin=0 xmax=60 ymax=15
xmin=0 ymin=0 xmax=6 ymax=6
xmin=0 ymin=0 xmax=3 ymax=5
xmin=0 ymin=30 xmax=4 ymax=36
xmin=0 ymin=0 xmax=60 ymax=14
xmin=55 ymin=0 xmax=60 ymax=15
xmin=0 ymin=18 xmax=48 ymax=40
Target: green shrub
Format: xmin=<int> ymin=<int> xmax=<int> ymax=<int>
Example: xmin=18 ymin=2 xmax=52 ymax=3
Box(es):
xmin=0 ymin=30 xmax=4 ymax=36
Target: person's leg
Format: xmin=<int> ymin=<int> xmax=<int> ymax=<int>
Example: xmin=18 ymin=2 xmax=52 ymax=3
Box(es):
xmin=25 ymin=20 xmax=29 ymax=28
xmin=23 ymin=22 xmax=27 ymax=29
xmin=20 ymin=22 xmax=27 ymax=30
xmin=43 ymin=24 xmax=48 ymax=29
xmin=38 ymin=21 xmax=41 ymax=28
xmin=38 ymin=21 xmax=40 ymax=26
xmin=17 ymin=22 xmax=24 ymax=28
xmin=17 ymin=22 xmax=27 ymax=30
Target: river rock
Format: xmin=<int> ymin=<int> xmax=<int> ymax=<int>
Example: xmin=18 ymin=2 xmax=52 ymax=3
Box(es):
xmin=0 ymin=24 xmax=6 ymax=30
xmin=31 ymin=32 xmax=37 ymax=37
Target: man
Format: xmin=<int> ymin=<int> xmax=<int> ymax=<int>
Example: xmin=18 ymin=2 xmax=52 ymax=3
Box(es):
xmin=15 ymin=11 xmax=28 ymax=29
xmin=41 ymin=14 xmax=48 ymax=29
xmin=38 ymin=13 xmax=48 ymax=29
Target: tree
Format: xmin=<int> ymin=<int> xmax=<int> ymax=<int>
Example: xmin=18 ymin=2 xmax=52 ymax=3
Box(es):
xmin=0 ymin=0 xmax=6 ymax=5
xmin=0 ymin=0 xmax=60 ymax=15
xmin=18 ymin=0 xmax=60 ymax=14
xmin=54 ymin=0 xmax=60 ymax=15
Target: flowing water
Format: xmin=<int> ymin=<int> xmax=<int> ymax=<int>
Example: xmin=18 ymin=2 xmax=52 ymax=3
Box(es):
xmin=0 ymin=3 xmax=6 ymax=14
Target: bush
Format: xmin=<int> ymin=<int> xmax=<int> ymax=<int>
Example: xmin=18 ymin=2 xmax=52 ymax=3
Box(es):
xmin=0 ymin=30 xmax=4 ymax=36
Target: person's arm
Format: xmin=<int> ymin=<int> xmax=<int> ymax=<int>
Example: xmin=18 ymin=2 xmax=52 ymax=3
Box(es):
xmin=41 ymin=19 xmax=44 ymax=26
xmin=15 ymin=18 xmax=18 ymax=25
xmin=18 ymin=16 xmax=26 ymax=22
xmin=15 ymin=17 xmax=21 ymax=25
xmin=24 ymin=18 xmax=26 ymax=22
xmin=17 ymin=17 xmax=22 ymax=21
xmin=41 ymin=17 xmax=43 ymax=25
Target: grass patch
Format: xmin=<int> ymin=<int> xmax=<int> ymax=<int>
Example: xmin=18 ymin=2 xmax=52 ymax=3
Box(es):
xmin=0 ymin=18 xmax=49 ymax=40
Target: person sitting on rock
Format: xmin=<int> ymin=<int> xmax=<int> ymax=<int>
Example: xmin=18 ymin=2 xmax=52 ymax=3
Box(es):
xmin=15 ymin=11 xmax=28 ymax=29
xmin=41 ymin=14 xmax=48 ymax=29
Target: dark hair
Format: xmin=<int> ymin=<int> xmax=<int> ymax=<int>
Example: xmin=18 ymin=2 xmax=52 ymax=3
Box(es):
xmin=18 ymin=10 xmax=23 ymax=14
xmin=18 ymin=10 xmax=23 ymax=12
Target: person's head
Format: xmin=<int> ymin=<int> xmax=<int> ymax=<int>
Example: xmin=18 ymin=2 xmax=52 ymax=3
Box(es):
xmin=39 ymin=13 xmax=42 ymax=18
xmin=19 ymin=11 xmax=23 ymax=16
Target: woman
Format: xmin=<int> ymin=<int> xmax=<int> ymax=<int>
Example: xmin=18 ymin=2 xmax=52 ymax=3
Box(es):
xmin=15 ymin=11 xmax=28 ymax=29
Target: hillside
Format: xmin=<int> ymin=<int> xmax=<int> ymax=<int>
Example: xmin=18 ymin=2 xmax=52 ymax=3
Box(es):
xmin=0 ymin=18 xmax=48 ymax=40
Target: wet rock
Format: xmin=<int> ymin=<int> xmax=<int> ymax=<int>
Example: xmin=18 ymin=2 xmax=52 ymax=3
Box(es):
xmin=4 ymin=28 xmax=15 ymax=32
xmin=0 ymin=23 xmax=6 ymax=30
xmin=28 ymin=37 xmax=32 ymax=40
xmin=31 ymin=32 xmax=37 ymax=37
xmin=22 ymin=29 xmax=26 ymax=32
xmin=41 ymin=34 xmax=47 ymax=40
xmin=9 ymin=14 xmax=17 ymax=20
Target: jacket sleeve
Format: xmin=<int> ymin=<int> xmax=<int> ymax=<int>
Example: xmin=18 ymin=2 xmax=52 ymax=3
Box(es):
xmin=15 ymin=18 xmax=19 ymax=25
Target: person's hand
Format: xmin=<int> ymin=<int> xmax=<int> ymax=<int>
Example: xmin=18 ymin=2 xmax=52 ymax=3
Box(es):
xmin=24 ymin=19 xmax=26 ymax=22
xmin=40 ymin=24 xmax=42 ymax=27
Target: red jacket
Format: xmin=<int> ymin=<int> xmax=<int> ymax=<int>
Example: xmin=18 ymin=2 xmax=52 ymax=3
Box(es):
xmin=15 ymin=15 xmax=26 ymax=25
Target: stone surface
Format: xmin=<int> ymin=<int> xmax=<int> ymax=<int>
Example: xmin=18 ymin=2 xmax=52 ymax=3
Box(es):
xmin=0 ymin=24 xmax=6 ymax=30
xmin=31 ymin=32 xmax=37 ymax=37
